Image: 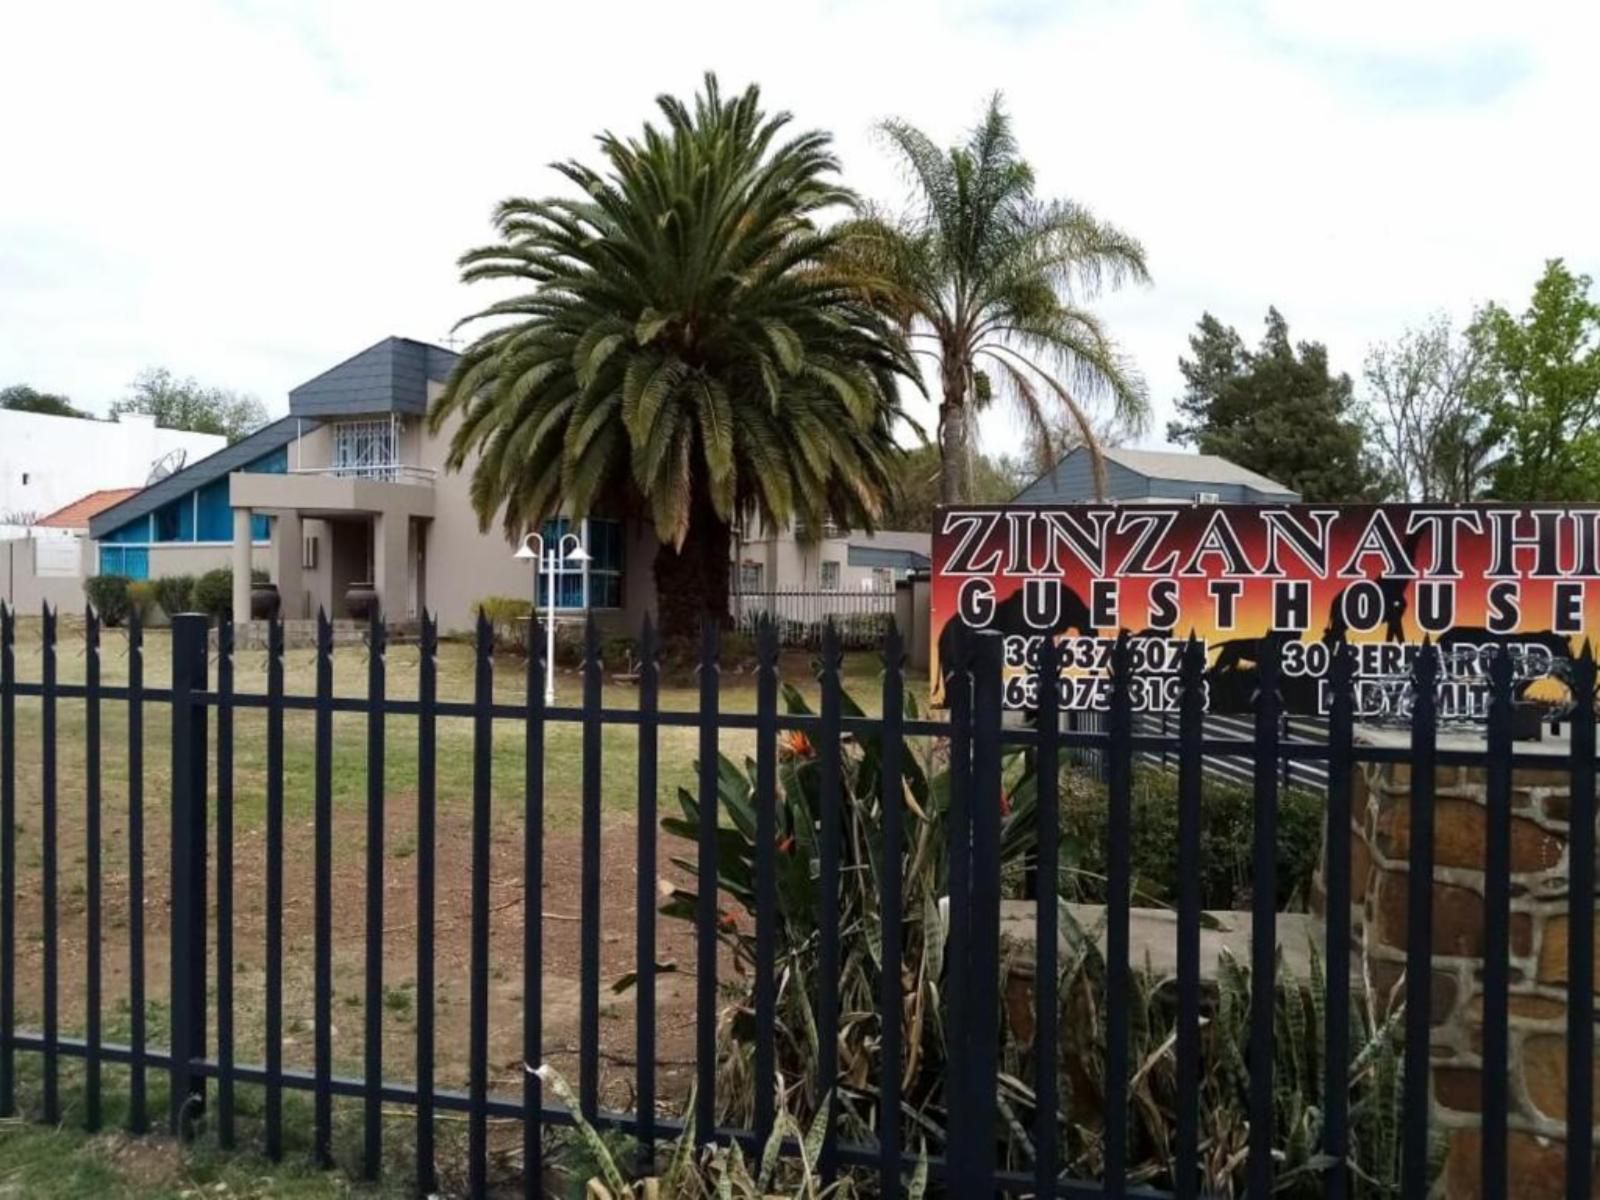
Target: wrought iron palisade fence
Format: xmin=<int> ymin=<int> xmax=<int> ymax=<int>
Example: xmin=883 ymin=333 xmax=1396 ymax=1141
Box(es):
xmin=730 ymin=586 xmax=896 ymax=648
xmin=0 ymin=601 xmax=1596 ymax=1198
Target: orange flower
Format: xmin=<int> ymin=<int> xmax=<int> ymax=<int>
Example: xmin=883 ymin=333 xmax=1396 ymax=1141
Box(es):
xmin=718 ymin=911 xmax=740 ymax=933
xmin=781 ymin=730 xmax=814 ymax=760
xmin=776 ymin=834 xmax=795 ymax=855
xmin=1000 ymin=791 xmax=1013 ymax=817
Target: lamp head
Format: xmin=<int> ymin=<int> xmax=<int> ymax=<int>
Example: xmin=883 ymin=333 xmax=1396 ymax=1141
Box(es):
xmin=514 ymin=533 xmax=540 ymax=561
xmin=565 ymin=545 xmax=592 ymax=565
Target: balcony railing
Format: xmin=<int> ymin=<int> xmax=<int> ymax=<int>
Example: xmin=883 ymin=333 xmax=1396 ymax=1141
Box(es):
xmin=287 ymin=464 xmax=437 ymax=485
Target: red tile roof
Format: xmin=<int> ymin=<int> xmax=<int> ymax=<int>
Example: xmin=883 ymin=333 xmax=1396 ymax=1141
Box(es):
xmin=35 ymin=488 xmax=145 ymax=529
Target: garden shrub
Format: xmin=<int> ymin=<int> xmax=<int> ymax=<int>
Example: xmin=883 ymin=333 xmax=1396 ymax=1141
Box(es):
xmin=191 ymin=567 xmax=266 ymax=620
xmin=1050 ymin=766 xmax=1324 ymax=911
xmin=127 ymin=580 xmax=159 ymax=625
xmin=1001 ymin=757 xmax=1322 ymax=911
xmin=152 ymin=574 xmax=195 ymax=617
xmin=477 ymin=595 xmax=533 ymax=649
xmin=83 ymin=575 xmax=132 ymax=626
xmin=193 ymin=568 xmax=233 ymax=620
xmin=654 ymin=678 xmax=1405 ymax=1196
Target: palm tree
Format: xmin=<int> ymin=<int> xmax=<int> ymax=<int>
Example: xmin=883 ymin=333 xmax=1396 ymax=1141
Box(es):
xmin=429 ymin=75 xmax=917 ymax=640
xmin=849 ymin=95 xmax=1151 ymax=502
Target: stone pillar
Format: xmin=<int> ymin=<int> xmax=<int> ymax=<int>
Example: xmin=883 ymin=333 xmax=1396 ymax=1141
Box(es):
xmin=372 ymin=511 xmax=409 ymax=623
xmin=1315 ymin=732 xmax=1595 ymax=1198
xmin=271 ymin=510 xmax=303 ymax=620
xmin=231 ymin=507 xmax=253 ymax=624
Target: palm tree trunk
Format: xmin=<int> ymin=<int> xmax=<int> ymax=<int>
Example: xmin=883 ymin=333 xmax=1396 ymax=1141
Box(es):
xmin=653 ymin=483 xmax=733 ymax=643
xmin=938 ymin=389 xmax=967 ymax=506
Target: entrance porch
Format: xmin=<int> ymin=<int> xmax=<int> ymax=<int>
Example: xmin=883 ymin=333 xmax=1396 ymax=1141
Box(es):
xmin=228 ymin=469 xmax=435 ymax=624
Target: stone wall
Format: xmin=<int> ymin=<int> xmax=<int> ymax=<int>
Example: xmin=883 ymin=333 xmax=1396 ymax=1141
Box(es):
xmin=1315 ymin=732 xmax=1596 ymax=1198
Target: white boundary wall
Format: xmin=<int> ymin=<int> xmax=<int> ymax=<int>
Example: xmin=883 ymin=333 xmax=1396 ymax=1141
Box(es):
xmin=0 ymin=409 xmax=225 ymax=524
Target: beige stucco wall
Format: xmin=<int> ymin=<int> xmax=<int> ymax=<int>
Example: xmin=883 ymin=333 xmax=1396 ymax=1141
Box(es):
xmin=1 ymin=536 xmax=93 ymax=614
xmin=146 ymin=543 xmax=273 ymax=578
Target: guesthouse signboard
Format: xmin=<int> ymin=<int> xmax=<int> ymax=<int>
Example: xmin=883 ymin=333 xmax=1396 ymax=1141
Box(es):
xmin=931 ymin=504 xmax=1600 ymax=717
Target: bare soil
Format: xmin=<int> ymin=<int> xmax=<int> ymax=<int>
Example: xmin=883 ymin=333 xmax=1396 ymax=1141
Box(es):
xmin=12 ymin=797 xmax=711 ymax=1117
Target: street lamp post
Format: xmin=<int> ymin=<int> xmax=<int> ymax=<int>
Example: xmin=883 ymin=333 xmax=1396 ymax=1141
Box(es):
xmin=514 ymin=529 xmax=592 ymax=704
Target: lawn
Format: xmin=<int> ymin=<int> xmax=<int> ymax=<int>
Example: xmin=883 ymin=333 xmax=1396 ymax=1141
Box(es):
xmin=0 ymin=616 xmax=925 ymax=1190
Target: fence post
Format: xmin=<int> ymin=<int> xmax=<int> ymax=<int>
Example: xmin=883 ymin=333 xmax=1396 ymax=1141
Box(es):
xmin=168 ymin=613 xmax=209 ymax=1137
xmin=0 ymin=603 xmax=13 ymax=1119
xmin=969 ymin=631 xmax=1005 ymax=1190
xmin=942 ymin=623 xmax=974 ymax=1192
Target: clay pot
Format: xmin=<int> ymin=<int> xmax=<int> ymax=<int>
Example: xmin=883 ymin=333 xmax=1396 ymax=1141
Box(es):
xmin=250 ymin=582 xmax=281 ymax=621
xmin=345 ymin=582 xmax=378 ymax=621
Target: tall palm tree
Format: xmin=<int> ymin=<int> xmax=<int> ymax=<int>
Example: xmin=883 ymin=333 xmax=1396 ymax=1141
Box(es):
xmin=849 ymin=96 xmax=1151 ymax=502
xmin=429 ymin=75 xmax=917 ymax=640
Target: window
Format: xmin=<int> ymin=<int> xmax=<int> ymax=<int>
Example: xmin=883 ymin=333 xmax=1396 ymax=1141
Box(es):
xmin=98 ymin=446 xmax=286 ymax=549
xmin=533 ymin=516 xmax=624 ymax=610
xmin=872 ymin=567 xmax=893 ymax=591
xmin=1195 ymin=490 xmax=1220 ymax=504
xmin=586 ymin=517 xmax=623 ymax=609
xmin=738 ymin=561 xmax=764 ymax=594
xmin=99 ymin=545 xmax=149 ymax=580
xmin=820 ymin=560 xmax=841 ymax=591
xmin=332 ymin=419 xmax=398 ymax=479
xmin=101 ymin=517 xmax=151 ymax=545
xmin=153 ymin=494 xmax=194 ymax=542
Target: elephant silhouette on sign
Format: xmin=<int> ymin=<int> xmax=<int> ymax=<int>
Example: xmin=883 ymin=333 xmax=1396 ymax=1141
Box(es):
xmin=1325 ymin=528 xmax=1425 ymax=647
xmin=1204 ymin=530 xmax=1425 ymax=715
xmin=934 ymin=583 xmax=1095 ymax=706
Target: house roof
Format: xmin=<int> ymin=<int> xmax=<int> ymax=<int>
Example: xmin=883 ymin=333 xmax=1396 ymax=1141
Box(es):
xmin=289 ymin=336 xmax=459 ymax=418
xmin=1096 ymin=446 xmax=1293 ymax=493
xmin=36 ymin=488 xmax=144 ymax=529
xmin=846 ymin=529 xmax=932 ymax=572
xmin=87 ymin=416 xmax=315 ymax=539
xmin=846 ymin=529 xmax=931 ymax=554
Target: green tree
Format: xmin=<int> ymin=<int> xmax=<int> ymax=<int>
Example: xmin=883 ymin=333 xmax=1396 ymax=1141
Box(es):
xmin=883 ymin=442 xmax=1027 ymax=532
xmin=1473 ymin=259 xmax=1600 ymax=501
xmin=1169 ymin=308 xmax=1390 ymax=502
xmin=112 ymin=368 xmax=267 ymax=443
xmin=847 ymin=95 xmax=1150 ymax=503
xmin=1 ymin=384 xmax=91 ymax=419
xmin=428 ymin=75 xmax=917 ymax=640
xmin=1362 ymin=314 xmax=1499 ymax=501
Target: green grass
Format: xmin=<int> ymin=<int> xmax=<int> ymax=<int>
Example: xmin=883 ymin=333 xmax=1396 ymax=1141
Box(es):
xmin=3 ymin=618 xmax=917 ymax=833
xmin=0 ymin=1009 xmax=415 ymax=1198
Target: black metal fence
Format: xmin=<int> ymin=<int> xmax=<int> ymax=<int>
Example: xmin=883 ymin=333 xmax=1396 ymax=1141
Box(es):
xmin=730 ymin=585 xmax=895 ymax=648
xmin=0 ymin=601 xmax=1595 ymax=1199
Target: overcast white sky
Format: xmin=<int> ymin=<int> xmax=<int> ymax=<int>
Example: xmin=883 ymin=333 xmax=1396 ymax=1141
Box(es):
xmin=2 ymin=0 xmax=1596 ymax=458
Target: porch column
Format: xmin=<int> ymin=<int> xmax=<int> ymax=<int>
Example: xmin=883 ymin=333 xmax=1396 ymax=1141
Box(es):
xmin=373 ymin=511 xmax=409 ymax=623
xmin=271 ymin=510 xmax=303 ymax=620
xmin=231 ymin=507 xmax=253 ymax=623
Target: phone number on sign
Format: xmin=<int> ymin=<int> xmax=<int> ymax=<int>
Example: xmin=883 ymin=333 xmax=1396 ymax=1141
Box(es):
xmin=1001 ymin=635 xmax=1193 ymax=674
xmin=1002 ymin=671 xmax=1203 ymax=712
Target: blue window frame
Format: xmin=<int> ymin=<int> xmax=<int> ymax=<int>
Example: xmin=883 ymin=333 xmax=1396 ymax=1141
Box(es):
xmin=101 ymin=517 xmax=151 ymax=544
xmin=153 ymin=495 xmax=195 ymax=542
xmin=98 ymin=546 xmax=149 ymax=580
xmin=99 ymin=445 xmax=289 ymax=548
xmin=533 ymin=516 xmax=624 ymax=610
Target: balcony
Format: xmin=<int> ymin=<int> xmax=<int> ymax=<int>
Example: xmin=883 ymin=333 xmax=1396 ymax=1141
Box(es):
xmin=230 ymin=464 xmax=435 ymax=520
xmin=288 ymin=463 xmax=437 ymax=485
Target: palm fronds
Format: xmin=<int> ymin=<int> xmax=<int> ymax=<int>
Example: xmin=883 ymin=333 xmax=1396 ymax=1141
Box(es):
xmin=862 ymin=94 xmax=1151 ymax=502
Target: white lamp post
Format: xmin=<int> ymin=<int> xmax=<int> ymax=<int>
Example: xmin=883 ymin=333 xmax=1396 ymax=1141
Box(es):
xmin=515 ymin=529 xmax=592 ymax=704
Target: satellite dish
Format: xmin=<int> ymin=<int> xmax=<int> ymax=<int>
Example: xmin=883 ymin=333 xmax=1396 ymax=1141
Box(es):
xmin=147 ymin=448 xmax=187 ymax=484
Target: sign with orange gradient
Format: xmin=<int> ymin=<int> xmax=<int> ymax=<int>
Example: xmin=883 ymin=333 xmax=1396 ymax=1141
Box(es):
xmin=931 ymin=504 xmax=1600 ymax=718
